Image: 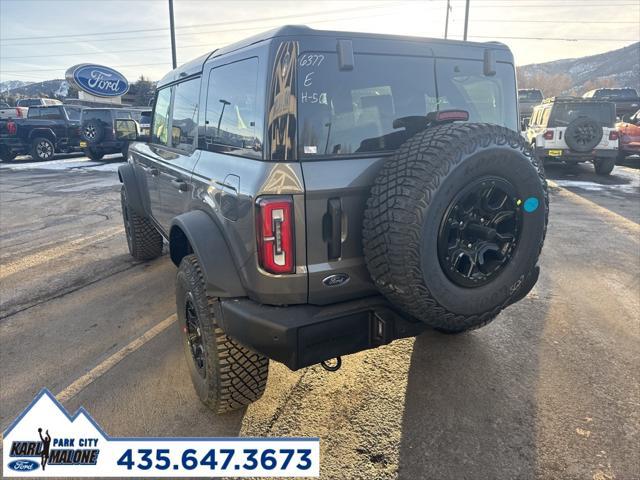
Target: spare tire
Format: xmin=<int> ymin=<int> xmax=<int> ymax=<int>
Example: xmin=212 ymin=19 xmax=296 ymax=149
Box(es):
xmin=82 ymin=120 xmax=104 ymax=144
xmin=564 ymin=116 xmax=602 ymax=153
xmin=363 ymin=123 xmax=548 ymax=333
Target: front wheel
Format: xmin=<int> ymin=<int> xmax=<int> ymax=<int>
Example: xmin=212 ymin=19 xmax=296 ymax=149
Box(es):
xmin=593 ymin=156 xmax=615 ymax=175
xmin=85 ymin=148 xmax=104 ymax=161
xmin=31 ymin=137 xmax=55 ymax=161
xmin=0 ymin=145 xmax=16 ymax=162
xmin=176 ymin=254 xmax=269 ymax=413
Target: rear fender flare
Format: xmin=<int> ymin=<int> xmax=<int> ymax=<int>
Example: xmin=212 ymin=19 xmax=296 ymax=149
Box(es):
xmin=170 ymin=210 xmax=246 ymax=298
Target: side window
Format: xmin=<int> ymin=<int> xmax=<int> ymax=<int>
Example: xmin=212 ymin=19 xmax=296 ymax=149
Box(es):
xmin=152 ymin=87 xmax=172 ymax=146
xmin=29 ymin=108 xmax=41 ymax=119
xmin=114 ymin=111 xmax=132 ymax=119
xmin=204 ymin=58 xmax=262 ymax=157
xmin=170 ymin=78 xmax=200 ymax=152
xmin=40 ymin=108 xmax=63 ymax=120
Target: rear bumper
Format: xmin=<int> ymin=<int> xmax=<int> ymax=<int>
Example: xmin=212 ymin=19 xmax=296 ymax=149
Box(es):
xmin=537 ymin=147 xmax=617 ymax=161
xmin=218 ymin=296 xmax=427 ymax=371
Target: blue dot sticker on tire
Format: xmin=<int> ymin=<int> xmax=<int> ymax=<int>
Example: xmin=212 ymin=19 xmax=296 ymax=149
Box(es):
xmin=523 ymin=197 xmax=539 ymax=213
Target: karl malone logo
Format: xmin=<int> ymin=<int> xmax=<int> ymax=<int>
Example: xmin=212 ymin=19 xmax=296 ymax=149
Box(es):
xmin=66 ymin=63 xmax=129 ymax=97
xmin=8 ymin=427 xmax=99 ymax=471
xmin=4 ymin=389 xmax=103 ymax=475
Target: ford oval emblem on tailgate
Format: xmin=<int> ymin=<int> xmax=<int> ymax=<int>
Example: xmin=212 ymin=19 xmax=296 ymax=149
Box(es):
xmin=323 ymin=273 xmax=350 ymax=287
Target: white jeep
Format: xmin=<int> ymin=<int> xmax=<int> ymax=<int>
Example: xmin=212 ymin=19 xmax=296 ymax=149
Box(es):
xmin=526 ymin=97 xmax=619 ymax=175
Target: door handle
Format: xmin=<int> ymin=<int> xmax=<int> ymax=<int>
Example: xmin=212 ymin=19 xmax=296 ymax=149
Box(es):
xmin=172 ymin=179 xmax=188 ymax=192
xmin=149 ymin=167 xmax=159 ymax=176
xmin=327 ymin=198 xmax=342 ymax=260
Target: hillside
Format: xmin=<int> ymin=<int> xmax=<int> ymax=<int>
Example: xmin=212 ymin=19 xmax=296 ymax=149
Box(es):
xmin=1 ymin=79 xmax=68 ymax=98
xmin=517 ymin=42 xmax=640 ymax=96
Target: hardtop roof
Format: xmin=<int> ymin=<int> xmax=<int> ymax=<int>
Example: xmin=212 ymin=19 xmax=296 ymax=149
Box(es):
xmin=158 ymin=24 xmax=511 ymax=87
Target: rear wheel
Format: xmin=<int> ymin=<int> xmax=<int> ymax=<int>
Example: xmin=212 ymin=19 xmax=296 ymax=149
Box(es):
xmin=31 ymin=137 xmax=54 ymax=161
xmin=120 ymin=186 xmax=163 ymax=260
xmin=176 ymin=254 xmax=269 ymax=413
xmin=363 ymin=123 xmax=548 ymax=333
xmin=593 ymin=156 xmax=616 ymax=175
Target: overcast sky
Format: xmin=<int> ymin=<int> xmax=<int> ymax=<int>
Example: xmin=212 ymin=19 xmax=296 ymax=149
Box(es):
xmin=0 ymin=0 xmax=638 ymax=83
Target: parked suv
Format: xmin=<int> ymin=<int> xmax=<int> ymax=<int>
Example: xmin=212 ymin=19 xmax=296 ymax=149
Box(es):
xmin=117 ymin=26 xmax=548 ymax=413
xmin=518 ymin=88 xmax=543 ymax=125
xmin=80 ymin=108 xmax=143 ymax=160
xmin=583 ymin=88 xmax=640 ymax=120
xmin=526 ymin=97 xmax=619 ymax=175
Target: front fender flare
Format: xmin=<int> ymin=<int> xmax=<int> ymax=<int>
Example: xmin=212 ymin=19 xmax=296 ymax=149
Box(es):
xmin=171 ymin=210 xmax=247 ymax=298
xmin=117 ymin=163 xmax=146 ymax=217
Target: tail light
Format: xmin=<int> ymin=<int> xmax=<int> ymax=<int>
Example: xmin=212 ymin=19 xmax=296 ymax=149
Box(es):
xmin=7 ymin=121 xmax=17 ymax=135
xmin=435 ymin=109 xmax=469 ymax=122
xmin=256 ymin=196 xmax=295 ymax=274
xmin=609 ymin=131 xmax=619 ymax=141
xmin=543 ymin=130 xmax=554 ymax=140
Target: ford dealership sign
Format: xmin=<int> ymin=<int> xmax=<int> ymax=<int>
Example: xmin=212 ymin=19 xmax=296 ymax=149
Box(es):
xmin=65 ymin=64 xmax=129 ymax=97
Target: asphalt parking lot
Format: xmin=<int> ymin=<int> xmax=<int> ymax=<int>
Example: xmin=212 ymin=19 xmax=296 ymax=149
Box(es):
xmin=0 ymin=154 xmax=638 ymax=480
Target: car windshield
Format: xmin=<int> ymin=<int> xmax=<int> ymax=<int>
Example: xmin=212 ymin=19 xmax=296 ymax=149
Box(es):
xmin=594 ymin=89 xmax=639 ymax=101
xmin=298 ymin=53 xmax=517 ymax=158
xmin=519 ymin=90 xmax=543 ymax=102
xmin=549 ymin=103 xmax=615 ymax=127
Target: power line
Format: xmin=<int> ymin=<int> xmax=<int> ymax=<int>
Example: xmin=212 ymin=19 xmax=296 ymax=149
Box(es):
xmin=0 ymin=62 xmax=170 ymax=74
xmin=0 ymin=2 xmax=405 ymax=42
xmin=0 ymin=8 xmax=402 ymax=47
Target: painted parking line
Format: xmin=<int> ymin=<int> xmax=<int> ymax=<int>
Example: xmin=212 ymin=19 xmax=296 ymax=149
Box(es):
xmin=0 ymin=226 xmax=123 ymax=280
xmin=0 ymin=314 xmax=177 ymax=447
xmin=547 ymin=179 xmax=640 ymax=237
xmin=56 ymin=314 xmax=177 ymax=403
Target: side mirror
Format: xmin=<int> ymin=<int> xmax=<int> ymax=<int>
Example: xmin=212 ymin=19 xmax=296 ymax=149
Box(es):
xmin=114 ymin=119 xmax=140 ymax=141
xmin=171 ymin=125 xmax=183 ymax=145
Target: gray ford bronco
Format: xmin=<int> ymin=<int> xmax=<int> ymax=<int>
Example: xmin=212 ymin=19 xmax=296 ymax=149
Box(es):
xmin=117 ymin=26 xmax=548 ymax=413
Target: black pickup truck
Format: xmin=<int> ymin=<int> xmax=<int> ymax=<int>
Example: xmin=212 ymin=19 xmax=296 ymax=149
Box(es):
xmin=0 ymin=105 xmax=84 ymax=161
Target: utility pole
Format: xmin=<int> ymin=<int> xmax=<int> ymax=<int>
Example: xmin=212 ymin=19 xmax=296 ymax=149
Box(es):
xmin=168 ymin=0 xmax=177 ymax=69
xmin=463 ymin=0 xmax=470 ymax=41
xmin=444 ymin=0 xmax=451 ymax=39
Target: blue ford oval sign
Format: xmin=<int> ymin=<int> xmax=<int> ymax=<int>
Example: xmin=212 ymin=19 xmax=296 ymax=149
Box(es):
xmin=8 ymin=459 xmax=39 ymax=472
xmin=66 ymin=64 xmax=129 ymax=97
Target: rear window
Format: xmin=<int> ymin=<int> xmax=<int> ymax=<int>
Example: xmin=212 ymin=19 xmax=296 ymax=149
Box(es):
xmin=519 ymin=90 xmax=543 ymax=103
xmin=64 ymin=107 xmax=82 ymax=121
xmin=28 ymin=107 xmax=62 ymax=120
xmin=593 ymin=89 xmax=639 ymax=101
xmin=298 ymin=53 xmax=516 ymax=158
xmin=82 ymin=110 xmax=112 ymax=123
xmin=17 ymin=99 xmax=43 ymax=107
xmin=549 ymin=103 xmax=615 ymax=127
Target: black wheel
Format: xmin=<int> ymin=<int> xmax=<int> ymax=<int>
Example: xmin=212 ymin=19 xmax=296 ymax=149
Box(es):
xmin=85 ymin=147 xmax=104 ymax=161
xmin=176 ymin=254 xmax=269 ymax=413
xmin=0 ymin=145 xmax=16 ymax=162
xmin=363 ymin=123 xmax=548 ymax=333
xmin=593 ymin=156 xmax=615 ymax=175
xmin=82 ymin=120 xmax=104 ymax=144
xmin=31 ymin=137 xmax=54 ymax=161
xmin=120 ymin=186 xmax=163 ymax=260
xmin=565 ymin=117 xmax=603 ymax=153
